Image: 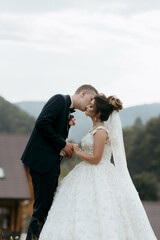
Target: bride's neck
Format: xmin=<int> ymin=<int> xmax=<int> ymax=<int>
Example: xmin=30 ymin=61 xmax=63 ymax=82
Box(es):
xmin=92 ymin=118 xmax=103 ymax=127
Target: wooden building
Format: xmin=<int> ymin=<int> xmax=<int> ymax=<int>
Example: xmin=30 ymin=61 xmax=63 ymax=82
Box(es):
xmin=0 ymin=134 xmax=32 ymax=235
xmin=143 ymin=201 xmax=160 ymax=239
xmin=0 ymin=134 xmax=160 ymax=239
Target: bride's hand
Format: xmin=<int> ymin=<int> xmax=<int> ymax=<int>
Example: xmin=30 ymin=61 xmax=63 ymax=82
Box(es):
xmin=73 ymin=144 xmax=80 ymax=154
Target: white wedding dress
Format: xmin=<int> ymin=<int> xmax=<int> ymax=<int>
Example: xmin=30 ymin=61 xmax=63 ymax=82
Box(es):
xmin=39 ymin=125 xmax=157 ymax=240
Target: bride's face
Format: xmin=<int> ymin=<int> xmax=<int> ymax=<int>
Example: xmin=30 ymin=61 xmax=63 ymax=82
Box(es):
xmin=85 ymin=99 xmax=96 ymax=117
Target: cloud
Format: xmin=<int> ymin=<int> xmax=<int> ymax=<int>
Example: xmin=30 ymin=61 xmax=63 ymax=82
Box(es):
xmin=0 ymin=8 xmax=160 ymax=53
xmin=102 ymin=71 xmax=160 ymax=107
xmin=0 ymin=4 xmax=160 ymax=105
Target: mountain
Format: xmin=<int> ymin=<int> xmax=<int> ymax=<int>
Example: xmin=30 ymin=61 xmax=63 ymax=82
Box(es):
xmin=15 ymin=101 xmax=160 ymax=142
xmin=15 ymin=101 xmax=45 ymax=119
xmin=120 ymin=103 xmax=160 ymax=127
xmin=0 ymin=96 xmax=35 ymax=134
xmin=15 ymin=101 xmax=91 ymax=142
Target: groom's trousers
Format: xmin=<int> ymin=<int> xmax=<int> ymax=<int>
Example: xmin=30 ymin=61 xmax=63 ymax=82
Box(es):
xmin=26 ymin=167 xmax=59 ymax=240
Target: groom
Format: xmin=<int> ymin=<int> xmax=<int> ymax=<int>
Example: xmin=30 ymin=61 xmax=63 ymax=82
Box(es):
xmin=21 ymin=84 xmax=98 ymax=240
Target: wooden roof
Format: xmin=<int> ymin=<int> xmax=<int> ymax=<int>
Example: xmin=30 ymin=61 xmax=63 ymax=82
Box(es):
xmin=0 ymin=134 xmax=30 ymax=200
xmin=143 ymin=201 xmax=160 ymax=239
xmin=0 ymin=134 xmax=159 ymax=238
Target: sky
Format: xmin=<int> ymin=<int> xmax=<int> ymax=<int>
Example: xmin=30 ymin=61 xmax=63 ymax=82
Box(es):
xmin=0 ymin=0 xmax=160 ymax=107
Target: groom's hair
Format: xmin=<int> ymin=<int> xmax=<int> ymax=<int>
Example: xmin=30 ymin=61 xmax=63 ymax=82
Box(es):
xmin=75 ymin=85 xmax=98 ymax=94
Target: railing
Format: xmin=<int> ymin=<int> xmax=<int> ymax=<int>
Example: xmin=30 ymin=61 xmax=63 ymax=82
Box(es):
xmin=0 ymin=230 xmax=20 ymax=240
xmin=0 ymin=230 xmax=38 ymax=240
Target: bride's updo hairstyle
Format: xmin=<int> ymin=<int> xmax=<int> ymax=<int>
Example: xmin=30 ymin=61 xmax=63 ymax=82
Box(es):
xmin=94 ymin=94 xmax=123 ymax=121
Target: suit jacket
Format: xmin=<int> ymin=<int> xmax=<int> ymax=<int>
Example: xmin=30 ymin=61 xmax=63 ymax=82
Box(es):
xmin=21 ymin=94 xmax=72 ymax=174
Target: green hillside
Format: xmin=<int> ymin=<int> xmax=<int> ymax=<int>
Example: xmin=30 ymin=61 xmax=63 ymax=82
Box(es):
xmin=123 ymin=116 xmax=160 ymax=201
xmin=2 ymin=95 xmax=160 ymax=200
xmin=61 ymin=116 xmax=160 ymax=201
xmin=0 ymin=96 xmax=35 ymax=134
xmin=15 ymin=101 xmax=160 ymax=143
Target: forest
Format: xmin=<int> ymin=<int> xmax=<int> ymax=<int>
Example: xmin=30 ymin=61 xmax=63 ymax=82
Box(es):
xmin=123 ymin=117 xmax=160 ymax=200
xmin=0 ymin=96 xmax=35 ymax=134
xmin=61 ymin=116 xmax=160 ymax=201
xmin=0 ymin=96 xmax=160 ymax=201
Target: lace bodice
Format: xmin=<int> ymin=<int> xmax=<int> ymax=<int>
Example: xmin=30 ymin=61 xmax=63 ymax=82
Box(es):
xmin=81 ymin=126 xmax=112 ymax=164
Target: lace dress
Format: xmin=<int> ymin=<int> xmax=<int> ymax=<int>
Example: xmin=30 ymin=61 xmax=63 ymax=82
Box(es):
xmin=39 ymin=126 xmax=157 ymax=240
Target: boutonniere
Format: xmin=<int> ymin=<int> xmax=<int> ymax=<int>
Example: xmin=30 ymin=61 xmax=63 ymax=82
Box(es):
xmin=69 ymin=114 xmax=76 ymax=126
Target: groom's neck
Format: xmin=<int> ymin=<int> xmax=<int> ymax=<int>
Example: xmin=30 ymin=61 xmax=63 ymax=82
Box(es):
xmin=71 ymin=94 xmax=81 ymax=110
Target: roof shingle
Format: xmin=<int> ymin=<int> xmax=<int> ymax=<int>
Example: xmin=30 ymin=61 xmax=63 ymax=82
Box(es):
xmin=0 ymin=134 xmax=30 ymax=199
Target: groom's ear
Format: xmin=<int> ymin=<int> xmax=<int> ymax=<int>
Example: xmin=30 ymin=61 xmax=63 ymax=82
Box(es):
xmin=80 ymin=90 xmax=86 ymax=97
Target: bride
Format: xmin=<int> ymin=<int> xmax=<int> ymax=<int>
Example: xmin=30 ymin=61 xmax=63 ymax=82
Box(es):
xmin=39 ymin=94 xmax=157 ymax=240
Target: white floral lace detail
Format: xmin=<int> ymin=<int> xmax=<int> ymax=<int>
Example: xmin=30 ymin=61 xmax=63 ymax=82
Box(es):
xmin=81 ymin=126 xmax=112 ymax=165
xmin=39 ymin=126 xmax=157 ymax=240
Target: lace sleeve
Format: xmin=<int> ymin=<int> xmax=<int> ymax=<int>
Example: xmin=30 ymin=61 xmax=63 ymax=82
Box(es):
xmin=92 ymin=126 xmax=109 ymax=136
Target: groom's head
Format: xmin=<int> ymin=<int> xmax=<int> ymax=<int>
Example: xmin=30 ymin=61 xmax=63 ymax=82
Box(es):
xmin=72 ymin=84 xmax=98 ymax=111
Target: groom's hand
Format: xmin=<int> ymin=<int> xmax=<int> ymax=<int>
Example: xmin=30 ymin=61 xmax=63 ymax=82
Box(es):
xmin=66 ymin=153 xmax=73 ymax=159
xmin=62 ymin=142 xmax=73 ymax=156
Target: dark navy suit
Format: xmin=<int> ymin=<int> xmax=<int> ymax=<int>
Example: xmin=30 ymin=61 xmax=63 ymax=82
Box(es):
xmin=21 ymin=94 xmax=72 ymax=239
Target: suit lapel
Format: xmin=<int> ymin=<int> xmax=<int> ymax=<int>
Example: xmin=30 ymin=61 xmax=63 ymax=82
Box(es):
xmin=64 ymin=95 xmax=72 ymax=133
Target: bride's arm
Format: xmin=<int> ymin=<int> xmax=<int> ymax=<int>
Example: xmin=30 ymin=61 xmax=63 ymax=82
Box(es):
xmin=73 ymin=129 xmax=108 ymax=165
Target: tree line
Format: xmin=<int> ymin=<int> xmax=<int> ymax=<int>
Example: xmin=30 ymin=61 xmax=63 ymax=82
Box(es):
xmin=61 ymin=116 xmax=160 ymax=201
xmin=0 ymin=95 xmax=159 ymax=201
xmin=123 ymin=116 xmax=160 ymax=201
xmin=0 ymin=96 xmax=35 ymax=134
